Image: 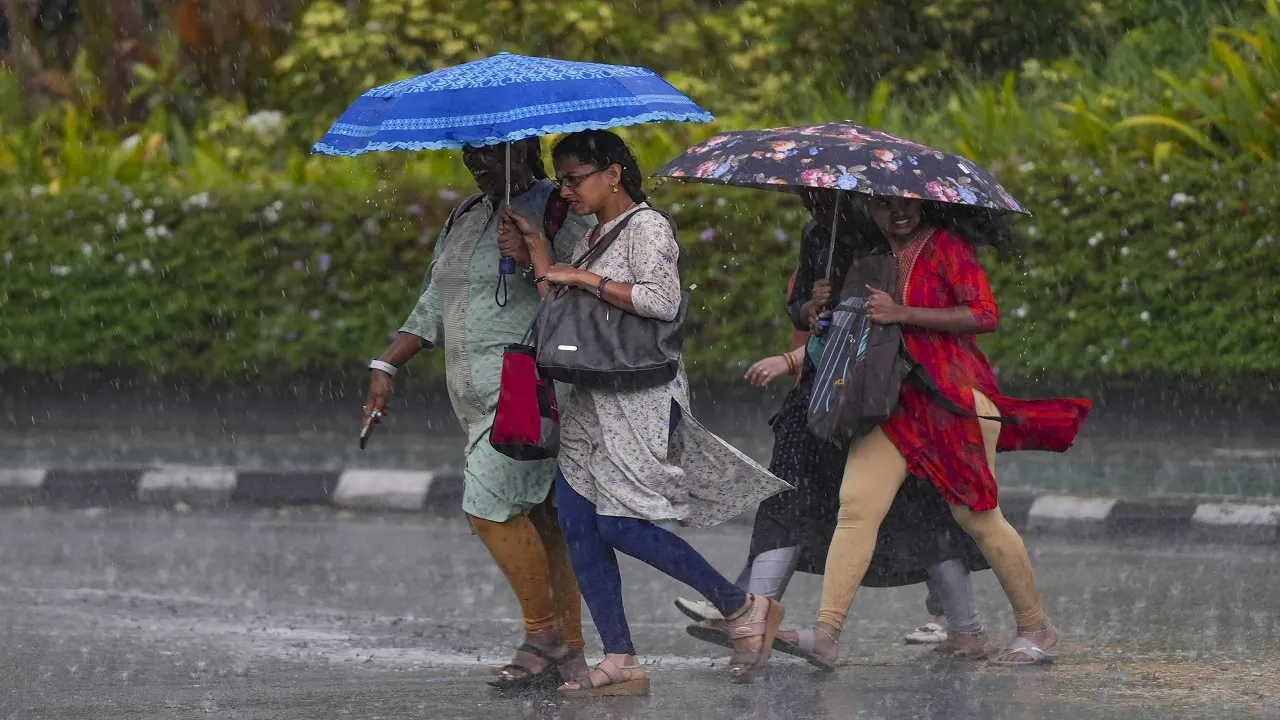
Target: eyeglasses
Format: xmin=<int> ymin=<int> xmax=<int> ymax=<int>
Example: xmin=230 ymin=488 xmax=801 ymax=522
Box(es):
xmin=554 ymin=168 xmax=605 ymax=188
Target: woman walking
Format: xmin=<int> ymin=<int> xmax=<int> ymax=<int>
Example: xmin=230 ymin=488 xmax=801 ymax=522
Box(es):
xmin=362 ymin=139 xmax=594 ymax=690
xmin=778 ymin=196 xmax=1091 ymax=669
xmin=678 ymin=192 xmax=992 ymax=662
xmin=501 ymin=129 xmax=791 ymax=695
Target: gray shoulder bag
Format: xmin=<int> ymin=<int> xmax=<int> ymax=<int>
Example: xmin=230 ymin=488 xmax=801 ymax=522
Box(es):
xmin=533 ymin=208 xmax=689 ymax=391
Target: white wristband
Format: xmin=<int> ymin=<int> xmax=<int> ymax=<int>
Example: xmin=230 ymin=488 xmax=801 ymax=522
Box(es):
xmin=369 ymin=359 xmax=398 ymax=377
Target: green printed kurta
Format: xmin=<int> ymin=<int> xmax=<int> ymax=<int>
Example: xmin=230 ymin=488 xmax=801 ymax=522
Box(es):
xmin=400 ymin=180 xmax=594 ymax=522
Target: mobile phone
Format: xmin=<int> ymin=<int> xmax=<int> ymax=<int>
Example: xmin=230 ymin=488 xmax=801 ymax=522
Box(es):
xmin=359 ymin=410 xmax=381 ymax=449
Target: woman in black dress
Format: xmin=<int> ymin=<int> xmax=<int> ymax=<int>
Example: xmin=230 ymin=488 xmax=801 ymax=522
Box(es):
xmin=676 ymin=190 xmax=991 ymax=659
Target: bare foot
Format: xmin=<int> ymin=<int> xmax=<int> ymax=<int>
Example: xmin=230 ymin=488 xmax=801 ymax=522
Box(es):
xmin=930 ymin=629 xmax=987 ymax=659
xmin=559 ymin=652 xmax=589 ymax=683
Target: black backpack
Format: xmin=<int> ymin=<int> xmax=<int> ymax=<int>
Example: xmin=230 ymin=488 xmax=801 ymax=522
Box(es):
xmin=807 ymin=251 xmax=1016 ymax=443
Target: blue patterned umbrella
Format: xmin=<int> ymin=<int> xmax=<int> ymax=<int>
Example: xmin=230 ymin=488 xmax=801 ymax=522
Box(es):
xmin=313 ymin=52 xmax=714 ymax=157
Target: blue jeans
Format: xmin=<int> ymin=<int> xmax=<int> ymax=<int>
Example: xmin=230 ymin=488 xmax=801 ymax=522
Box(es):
xmin=555 ymin=401 xmax=747 ymax=655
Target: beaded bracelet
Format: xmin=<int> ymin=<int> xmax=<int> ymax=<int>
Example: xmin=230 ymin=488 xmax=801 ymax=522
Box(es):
xmin=595 ymin=277 xmax=610 ymax=299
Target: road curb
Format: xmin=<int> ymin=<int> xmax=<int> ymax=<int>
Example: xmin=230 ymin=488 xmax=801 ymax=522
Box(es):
xmin=1 ymin=467 xmax=1277 ymax=544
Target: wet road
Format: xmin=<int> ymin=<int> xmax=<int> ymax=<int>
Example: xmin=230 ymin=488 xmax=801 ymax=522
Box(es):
xmin=3 ymin=507 xmax=1279 ymax=719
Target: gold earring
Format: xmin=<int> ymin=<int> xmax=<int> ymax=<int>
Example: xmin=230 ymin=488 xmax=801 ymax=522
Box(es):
xmin=612 ymin=185 xmax=619 ymax=193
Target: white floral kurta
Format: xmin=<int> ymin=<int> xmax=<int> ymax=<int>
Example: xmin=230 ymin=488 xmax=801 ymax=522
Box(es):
xmin=557 ymin=203 xmax=791 ymax=528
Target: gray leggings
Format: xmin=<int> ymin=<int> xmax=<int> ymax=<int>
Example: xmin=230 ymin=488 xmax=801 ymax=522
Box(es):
xmin=736 ymin=548 xmax=983 ymax=634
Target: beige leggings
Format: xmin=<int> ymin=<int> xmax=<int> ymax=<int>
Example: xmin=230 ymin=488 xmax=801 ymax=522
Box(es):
xmin=817 ymin=390 xmax=1046 ymax=632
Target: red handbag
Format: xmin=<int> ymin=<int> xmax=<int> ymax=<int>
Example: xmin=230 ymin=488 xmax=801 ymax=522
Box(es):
xmin=490 ymin=344 xmax=561 ymax=460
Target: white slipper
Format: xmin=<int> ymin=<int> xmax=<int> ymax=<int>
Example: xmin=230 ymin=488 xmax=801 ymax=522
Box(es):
xmin=904 ymin=622 xmax=948 ymax=645
xmin=674 ymin=597 xmax=724 ymax=622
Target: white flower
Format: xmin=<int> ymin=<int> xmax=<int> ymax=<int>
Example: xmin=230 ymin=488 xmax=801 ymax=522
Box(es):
xmin=142 ymin=208 xmax=155 ymax=225
xmin=1012 ymin=304 xmax=1030 ymax=319
xmin=121 ymin=134 xmax=142 ymax=152
xmin=29 ymin=185 xmax=47 ymax=197
xmin=50 ymin=265 xmax=71 ymax=277
xmin=264 ymin=207 xmax=280 ymax=223
xmin=1018 ymin=162 xmax=1036 ymax=174
xmin=81 ymin=243 xmax=94 ymax=257
xmin=1167 ymin=248 xmax=1178 ymax=259
xmin=1169 ymin=193 xmax=1195 ymax=208
xmin=243 ymin=110 xmax=287 ymax=141
xmin=1060 ymin=207 xmax=1071 ymax=216
xmin=183 ymin=192 xmax=211 ymax=210
xmin=1067 ymin=310 xmax=1077 ymax=320
xmin=1175 ymin=221 xmax=1185 ymax=230
xmin=1026 ymin=225 xmax=1038 ymax=238
xmin=144 ymin=227 xmax=158 ymax=241
xmin=114 ymin=253 xmax=125 ymax=262
xmin=1140 ymin=310 xmax=1151 ymax=323
xmin=1087 ymin=232 xmax=1103 ymax=247
xmin=715 ymin=197 xmax=727 ymax=207
xmin=139 ymin=258 xmax=154 ymax=274
xmin=3 ymin=251 xmax=12 ymax=265
xmin=1160 ymin=174 xmax=1171 ymax=183
xmin=156 ymin=226 xmax=171 ymax=238
xmin=116 ymin=213 xmax=128 ymax=231
xmin=131 ymin=198 xmax=143 ymax=210
xmin=126 ymin=262 xmax=138 ymax=277
xmin=1120 ymin=246 xmax=1130 ymax=256
xmin=669 ymin=203 xmax=683 ymax=214
xmin=1100 ymin=349 xmax=1113 ymax=366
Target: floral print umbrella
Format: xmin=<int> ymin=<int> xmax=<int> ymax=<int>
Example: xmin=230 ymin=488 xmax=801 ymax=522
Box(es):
xmin=652 ymin=121 xmax=1028 ymax=214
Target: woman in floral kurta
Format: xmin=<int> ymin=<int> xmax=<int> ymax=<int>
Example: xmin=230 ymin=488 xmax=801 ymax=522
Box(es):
xmin=362 ymin=139 xmax=595 ymax=690
xmin=503 ymin=130 xmax=790 ymax=695
xmin=779 ymin=196 xmax=1091 ymax=670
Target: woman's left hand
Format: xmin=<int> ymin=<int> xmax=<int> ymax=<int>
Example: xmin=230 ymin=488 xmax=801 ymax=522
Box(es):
xmin=866 ymin=285 xmax=909 ymax=324
xmin=541 ymin=263 xmax=586 ymax=288
xmin=745 ymin=355 xmax=790 ymax=387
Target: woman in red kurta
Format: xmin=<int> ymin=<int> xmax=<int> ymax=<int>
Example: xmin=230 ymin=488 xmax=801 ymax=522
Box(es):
xmin=779 ymin=196 xmax=1091 ymax=669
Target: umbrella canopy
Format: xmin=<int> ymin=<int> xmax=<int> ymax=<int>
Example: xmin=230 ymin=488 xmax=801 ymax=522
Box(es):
xmin=651 ymin=122 xmax=1027 ymax=214
xmin=313 ymin=52 xmax=714 ymax=157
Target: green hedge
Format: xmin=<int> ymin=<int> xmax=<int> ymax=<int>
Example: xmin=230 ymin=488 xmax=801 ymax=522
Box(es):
xmin=3 ymin=155 xmax=1278 ymax=391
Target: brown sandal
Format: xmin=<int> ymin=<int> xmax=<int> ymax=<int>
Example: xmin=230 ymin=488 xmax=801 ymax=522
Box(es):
xmin=558 ymin=658 xmax=650 ymax=697
xmin=725 ymin=594 xmax=785 ymax=684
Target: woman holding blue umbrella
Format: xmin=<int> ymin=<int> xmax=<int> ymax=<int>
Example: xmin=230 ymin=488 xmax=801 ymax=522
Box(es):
xmin=322 ymin=53 xmax=719 ymax=691
xmin=364 ymin=137 xmax=595 ymax=691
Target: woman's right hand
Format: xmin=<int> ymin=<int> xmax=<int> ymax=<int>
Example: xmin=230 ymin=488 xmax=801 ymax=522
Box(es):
xmin=364 ymin=370 xmax=393 ymax=428
xmin=810 ymin=278 xmax=833 ymax=309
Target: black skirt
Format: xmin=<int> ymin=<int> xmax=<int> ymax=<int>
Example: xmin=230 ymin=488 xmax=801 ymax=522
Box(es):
xmin=748 ymin=370 xmax=989 ymax=587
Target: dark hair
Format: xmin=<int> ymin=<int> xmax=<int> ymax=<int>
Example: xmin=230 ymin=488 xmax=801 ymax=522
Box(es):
xmin=921 ymin=201 xmax=1021 ymax=260
xmin=515 ymin=137 xmax=548 ymax=180
xmin=552 ymin=130 xmax=647 ymax=202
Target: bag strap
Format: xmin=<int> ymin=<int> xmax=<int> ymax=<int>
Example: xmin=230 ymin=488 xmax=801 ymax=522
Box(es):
xmin=443 ymin=192 xmax=486 ymax=237
xmin=569 ymin=207 xmax=675 ymax=269
xmin=900 ymin=346 xmax=1019 ymax=426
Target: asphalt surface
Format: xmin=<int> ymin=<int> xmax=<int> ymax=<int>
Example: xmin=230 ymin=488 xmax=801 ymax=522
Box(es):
xmin=3 ymin=507 xmax=1279 ymax=719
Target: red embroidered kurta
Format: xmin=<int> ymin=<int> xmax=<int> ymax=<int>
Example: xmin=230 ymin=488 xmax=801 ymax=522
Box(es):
xmin=880 ymin=230 xmax=1092 ymax=511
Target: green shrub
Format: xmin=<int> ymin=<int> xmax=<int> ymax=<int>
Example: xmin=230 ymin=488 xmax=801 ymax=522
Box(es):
xmin=4 ymin=155 xmax=1279 ymax=393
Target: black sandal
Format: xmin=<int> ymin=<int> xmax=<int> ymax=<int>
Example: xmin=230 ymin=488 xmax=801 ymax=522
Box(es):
xmin=487 ymin=643 xmax=566 ymax=692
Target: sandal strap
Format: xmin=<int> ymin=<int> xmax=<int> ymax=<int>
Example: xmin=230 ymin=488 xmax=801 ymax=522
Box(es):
xmin=517 ymin=643 xmax=560 ymax=663
xmin=1002 ymin=635 xmax=1049 ymax=659
xmin=794 ymin=627 xmax=815 ymax=654
xmin=579 ymin=658 xmax=641 ymax=688
xmin=727 ymin=597 xmax=772 ymax=640
xmin=495 ymin=663 xmax=534 ymax=679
